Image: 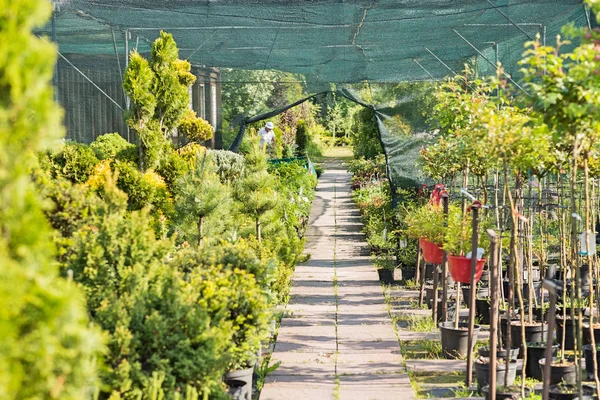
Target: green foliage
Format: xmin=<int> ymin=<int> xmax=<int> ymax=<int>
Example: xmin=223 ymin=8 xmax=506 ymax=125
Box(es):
xmin=173 ymin=154 xmax=230 ymax=246
xmin=174 ymin=247 xmax=271 ymax=371
xmin=151 ymin=32 xmax=195 ymax=135
xmin=0 ymin=0 xmax=104 ymax=397
xmin=403 ymin=203 xmax=449 ymax=244
xmin=268 ymin=160 xmax=317 ymax=232
xmin=347 ymin=154 xmax=387 ymax=188
xmin=90 ymin=132 xmax=138 ymax=162
xmin=51 ymin=142 xmax=100 ymax=183
xmin=442 ymin=207 xmax=491 ymax=256
xmin=112 ymin=160 xmax=172 ymax=215
xmin=64 ymin=183 xmax=229 ymax=398
xmin=156 ymin=148 xmax=189 ymax=190
xmin=196 ymin=239 xmax=275 ymax=294
xmin=353 ymin=181 xmax=395 ymax=252
xmin=123 ymin=31 xmax=196 ymax=170
xmin=208 ymin=149 xmax=245 ymax=183
xmin=235 ymin=144 xmax=279 ymax=241
xmin=295 ymin=119 xmax=309 ymax=155
xmin=178 ymin=108 xmax=213 ymax=143
xmin=351 ymin=107 xmax=383 ymax=159
xmin=35 ymin=172 xmax=102 ymax=240
xmin=221 ymin=69 xmax=278 ymax=122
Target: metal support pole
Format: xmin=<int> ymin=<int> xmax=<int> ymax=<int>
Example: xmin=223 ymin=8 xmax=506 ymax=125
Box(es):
xmin=432 ymin=260 xmax=440 ymax=323
xmin=462 ymin=23 xmax=542 ymax=28
xmin=424 ymin=47 xmax=459 ymax=77
xmin=416 ymin=243 xmax=423 ymax=306
xmin=585 ymin=4 xmax=593 ymax=30
xmin=418 ymin=248 xmax=427 ymax=308
xmin=466 ymin=203 xmax=481 ymax=388
xmin=487 ymin=229 xmax=500 ymax=400
xmin=441 ymin=195 xmax=450 ymax=322
xmin=451 ymin=29 xmax=529 ymax=96
xmin=413 ymin=58 xmax=436 ymax=80
xmin=542 ymin=279 xmax=560 ymax=400
xmin=51 ymin=0 xmax=58 ymax=102
xmin=124 ymin=29 xmax=131 ymax=142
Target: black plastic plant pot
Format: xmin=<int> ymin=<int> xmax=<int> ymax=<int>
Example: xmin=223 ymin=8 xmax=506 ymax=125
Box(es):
xmin=225 ymin=380 xmax=248 ymax=400
xmin=549 ymin=384 xmax=595 ymax=400
xmin=526 ymin=342 xmax=558 ymax=381
xmin=462 ymin=286 xmax=491 ymax=307
xmin=479 ymin=269 xmax=490 ymax=283
xmin=224 ymin=367 xmax=254 ymax=400
xmin=583 ymin=322 xmax=600 ymax=346
xmin=474 ymin=358 xmax=518 ymax=393
xmin=425 ymin=286 xmax=435 ymax=310
xmin=377 ymin=268 xmax=395 ymax=284
xmin=482 ymin=385 xmax=531 ymax=400
xmin=500 ymin=317 xmax=520 ymax=345
xmin=539 ymin=358 xmax=578 ymax=385
xmin=439 ymin=322 xmax=480 ymax=359
xmin=510 ymin=321 xmax=547 ymax=357
xmin=556 ymin=317 xmax=579 ymax=351
xmin=522 ymin=281 xmax=542 ymax=303
xmin=475 ymin=298 xmax=491 ymax=325
xmin=583 ymin=344 xmax=600 ymax=380
xmin=533 ymin=306 xmax=549 ymax=322
xmin=477 ymin=346 xmax=519 ymax=360
xmin=425 ymin=263 xmax=435 ymax=280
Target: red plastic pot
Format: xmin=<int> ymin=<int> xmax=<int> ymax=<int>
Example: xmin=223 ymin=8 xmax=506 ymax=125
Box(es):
xmin=420 ymin=238 xmax=443 ymax=264
xmin=448 ymin=255 xmax=486 ymax=284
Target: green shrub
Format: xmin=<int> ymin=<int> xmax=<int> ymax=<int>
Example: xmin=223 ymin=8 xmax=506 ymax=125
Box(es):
xmin=178 ymin=108 xmax=213 ymax=142
xmin=156 ymin=148 xmax=189 ymax=189
xmin=174 ymin=247 xmax=272 ymax=371
xmin=295 ymin=119 xmax=309 ymax=155
xmin=90 ymin=132 xmax=137 ymax=161
xmin=65 ymin=184 xmax=230 ymax=398
xmin=347 ymin=154 xmax=386 ymax=187
xmin=208 ymin=149 xmax=245 ymax=183
xmin=198 ymin=239 xmax=275 ymax=294
xmin=351 ymin=107 xmax=383 ymax=159
xmin=51 ymin=142 xmax=100 ymax=183
xmin=173 ymin=154 xmax=230 ymax=246
xmin=112 ymin=160 xmax=157 ymax=209
xmin=235 ymin=143 xmax=279 ymax=242
xmin=0 ymin=0 xmax=104 ymax=397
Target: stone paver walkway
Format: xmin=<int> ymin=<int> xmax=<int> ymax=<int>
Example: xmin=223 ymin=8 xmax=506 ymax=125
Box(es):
xmin=260 ymin=161 xmax=414 ymax=400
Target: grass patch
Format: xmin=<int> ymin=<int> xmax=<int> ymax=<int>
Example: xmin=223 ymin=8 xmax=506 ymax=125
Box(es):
xmin=395 ymin=314 xmax=437 ymax=332
xmin=400 ymin=340 xmax=442 ymax=359
xmin=409 ymin=371 xmax=468 ymax=398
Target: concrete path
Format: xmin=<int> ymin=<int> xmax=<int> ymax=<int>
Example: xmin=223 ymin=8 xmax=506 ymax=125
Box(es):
xmin=260 ymin=161 xmax=414 ymax=400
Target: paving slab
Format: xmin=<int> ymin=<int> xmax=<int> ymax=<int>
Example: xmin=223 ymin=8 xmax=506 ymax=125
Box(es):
xmin=405 ymin=359 xmax=467 ymax=373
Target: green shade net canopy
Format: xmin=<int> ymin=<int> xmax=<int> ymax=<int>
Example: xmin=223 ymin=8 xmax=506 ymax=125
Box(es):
xmin=42 ymin=0 xmax=590 ymax=191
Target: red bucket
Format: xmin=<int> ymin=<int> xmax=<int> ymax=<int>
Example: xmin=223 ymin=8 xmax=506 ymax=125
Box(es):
xmin=420 ymin=238 xmax=444 ymax=264
xmin=448 ymin=255 xmax=486 ymax=284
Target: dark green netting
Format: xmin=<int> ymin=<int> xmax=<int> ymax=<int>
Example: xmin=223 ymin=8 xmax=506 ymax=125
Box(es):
xmin=45 ymin=1 xmax=587 ymax=86
xmin=40 ymin=0 xmax=590 ymax=192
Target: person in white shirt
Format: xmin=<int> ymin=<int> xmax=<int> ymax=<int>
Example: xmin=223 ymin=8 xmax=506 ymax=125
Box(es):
xmin=258 ymin=121 xmax=276 ymax=149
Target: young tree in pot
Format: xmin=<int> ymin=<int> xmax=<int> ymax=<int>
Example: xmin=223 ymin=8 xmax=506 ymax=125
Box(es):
xmin=470 ymin=75 xmax=555 ymax=394
xmin=520 ymin=11 xmax=600 ymax=394
xmin=403 ymin=202 xmax=452 ymax=263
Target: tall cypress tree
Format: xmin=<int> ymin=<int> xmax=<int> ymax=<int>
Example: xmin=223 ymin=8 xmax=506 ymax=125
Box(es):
xmin=0 ymin=0 xmax=104 ymax=398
